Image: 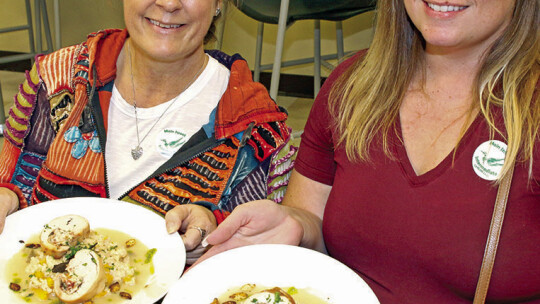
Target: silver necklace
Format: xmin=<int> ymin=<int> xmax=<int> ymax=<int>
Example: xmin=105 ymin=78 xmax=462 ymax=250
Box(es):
xmin=127 ymin=42 xmax=207 ymax=160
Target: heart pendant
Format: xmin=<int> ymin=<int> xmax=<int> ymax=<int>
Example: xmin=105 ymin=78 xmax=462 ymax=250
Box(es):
xmin=131 ymin=146 xmax=143 ymax=160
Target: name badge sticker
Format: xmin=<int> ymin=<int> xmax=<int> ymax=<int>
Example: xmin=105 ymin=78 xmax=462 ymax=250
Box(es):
xmin=472 ymin=140 xmax=507 ymax=180
xmin=156 ymin=128 xmax=187 ymax=158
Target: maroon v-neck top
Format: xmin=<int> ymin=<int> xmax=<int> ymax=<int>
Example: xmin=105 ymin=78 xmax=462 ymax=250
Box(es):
xmin=295 ymin=52 xmax=540 ymax=303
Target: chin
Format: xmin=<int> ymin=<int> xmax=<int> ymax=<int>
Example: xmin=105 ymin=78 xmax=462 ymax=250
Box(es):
xmin=134 ymin=37 xmax=198 ymax=63
xmin=142 ymin=48 xmax=190 ymax=63
xmin=422 ymin=32 xmax=468 ymax=51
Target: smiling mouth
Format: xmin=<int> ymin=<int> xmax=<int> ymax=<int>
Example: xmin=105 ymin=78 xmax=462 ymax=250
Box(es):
xmin=426 ymin=2 xmax=468 ymax=12
xmin=148 ymin=18 xmax=183 ymax=29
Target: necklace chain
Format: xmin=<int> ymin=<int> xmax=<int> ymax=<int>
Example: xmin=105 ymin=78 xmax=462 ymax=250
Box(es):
xmin=127 ymin=41 xmax=206 ymax=160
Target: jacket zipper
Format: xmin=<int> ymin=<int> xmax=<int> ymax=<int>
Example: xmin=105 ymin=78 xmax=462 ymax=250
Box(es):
xmin=116 ymin=123 xmax=255 ymax=200
xmin=87 ymin=67 xmax=111 ymax=198
xmin=116 ymin=138 xmax=222 ymax=200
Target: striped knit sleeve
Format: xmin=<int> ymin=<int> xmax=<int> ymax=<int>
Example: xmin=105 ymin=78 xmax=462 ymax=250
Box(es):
xmin=3 ymin=63 xmax=41 ymax=149
xmin=0 ymin=63 xmax=42 ymax=208
xmin=267 ymin=134 xmax=298 ymax=204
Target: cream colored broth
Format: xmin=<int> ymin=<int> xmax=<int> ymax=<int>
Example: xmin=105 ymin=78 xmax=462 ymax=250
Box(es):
xmin=216 ymin=285 xmax=331 ymax=304
xmin=6 ymin=228 xmax=155 ymax=304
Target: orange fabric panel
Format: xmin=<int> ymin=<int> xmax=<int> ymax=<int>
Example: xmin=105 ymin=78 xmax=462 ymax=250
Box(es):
xmin=0 ymin=141 xmax=21 ymax=183
xmin=43 ymin=85 xmax=105 ymax=185
xmin=38 ymin=45 xmax=78 ymax=96
xmin=89 ymin=29 xmax=127 ymax=85
xmin=98 ymin=89 xmax=111 ymax=132
xmin=37 ymin=167 xmax=107 ymax=197
xmin=215 ymin=60 xmax=287 ymax=139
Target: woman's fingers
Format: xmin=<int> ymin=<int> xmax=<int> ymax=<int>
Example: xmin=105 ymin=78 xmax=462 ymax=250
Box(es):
xmin=0 ymin=188 xmax=19 ymax=234
xmin=189 ymin=241 xmax=240 ymax=269
xmin=203 ymin=200 xmax=284 ymax=249
xmin=165 ymin=205 xmax=189 ymax=234
xmin=204 ymin=204 xmax=250 ymax=246
xmin=0 ymin=216 xmax=6 ymax=234
xmin=0 ymin=206 xmax=12 ymax=234
xmin=188 ymin=201 xmax=306 ymax=269
xmin=165 ymin=204 xmax=217 ymax=252
xmin=182 ymin=225 xmax=208 ymax=251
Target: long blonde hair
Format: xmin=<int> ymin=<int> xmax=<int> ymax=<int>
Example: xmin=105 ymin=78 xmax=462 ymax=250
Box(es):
xmin=329 ymin=0 xmax=539 ymax=181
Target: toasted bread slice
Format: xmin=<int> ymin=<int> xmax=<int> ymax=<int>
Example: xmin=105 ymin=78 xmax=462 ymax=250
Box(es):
xmin=54 ymin=249 xmax=106 ymax=304
xmin=243 ymin=287 xmax=296 ymax=304
xmin=40 ymin=215 xmax=90 ymax=259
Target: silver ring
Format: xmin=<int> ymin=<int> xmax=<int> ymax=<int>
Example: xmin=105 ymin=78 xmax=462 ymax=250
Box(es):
xmin=188 ymin=226 xmax=207 ymax=239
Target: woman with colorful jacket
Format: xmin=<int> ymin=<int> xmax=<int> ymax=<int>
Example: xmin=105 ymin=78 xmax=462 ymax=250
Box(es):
xmin=0 ymin=0 xmax=295 ymax=263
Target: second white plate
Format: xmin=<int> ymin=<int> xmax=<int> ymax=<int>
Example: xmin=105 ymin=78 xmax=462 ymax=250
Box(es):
xmin=163 ymin=244 xmax=379 ymax=303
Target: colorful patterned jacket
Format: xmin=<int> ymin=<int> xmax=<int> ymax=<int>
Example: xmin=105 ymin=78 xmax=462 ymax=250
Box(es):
xmin=0 ymin=29 xmax=296 ymax=223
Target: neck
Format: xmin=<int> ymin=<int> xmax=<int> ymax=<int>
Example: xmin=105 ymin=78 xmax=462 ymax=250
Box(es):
xmin=116 ymin=39 xmax=208 ymax=108
xmin=419 ymin=27 xmax=507 ymax=102
xmin=412 ymin=48 xmax=485 ymax=108
xmin=427 ymin=47 xmax=483 ymax=83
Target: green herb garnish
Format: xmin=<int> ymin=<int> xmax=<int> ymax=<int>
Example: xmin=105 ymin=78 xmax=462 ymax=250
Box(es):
xmin=286 ymin=287 xmax=298 ymax=295
xmin=64 ymin=242 xmax=98 ymax=260
xmin=145 ymin=248 xmax=157 ymax=264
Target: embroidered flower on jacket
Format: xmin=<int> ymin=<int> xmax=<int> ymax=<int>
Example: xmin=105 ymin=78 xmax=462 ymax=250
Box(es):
xmin=64 ymin=126 xmax=101 ymax=159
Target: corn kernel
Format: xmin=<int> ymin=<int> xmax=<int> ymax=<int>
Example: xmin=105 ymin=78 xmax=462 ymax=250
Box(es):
xmin=34 ymin=271 xmax=44 ymax=279
xmin=46 ymin=277 xmax=54 ymax=288
xmin=106 ymin=273 xmax=114 ymax=285
xmin=33 ymin=288 xmax=49 ymax=300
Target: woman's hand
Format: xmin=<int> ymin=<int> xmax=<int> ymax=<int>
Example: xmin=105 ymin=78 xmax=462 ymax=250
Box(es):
xmin=192 ymin=199 xmax=304 ymax=266
xmin=0 ymin=187 xmax=20 ymax=234
xmin=165 ymin=204 xmax=217 ymax=264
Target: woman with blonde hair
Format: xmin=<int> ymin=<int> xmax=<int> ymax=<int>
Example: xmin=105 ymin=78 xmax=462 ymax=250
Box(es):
xmin=197 ymin=0 xmax=540 ymax=302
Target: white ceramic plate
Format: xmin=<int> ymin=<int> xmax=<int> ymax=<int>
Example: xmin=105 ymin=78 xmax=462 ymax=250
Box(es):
xmin=0 ymin=197 xmax=186 ymax=304
xmin=162 ymin=244 xmax=379 ymax=304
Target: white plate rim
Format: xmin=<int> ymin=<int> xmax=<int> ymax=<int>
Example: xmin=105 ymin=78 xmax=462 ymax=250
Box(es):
xmin=162 ymin=243 xmax=379 ymax=304
xmin=0 ymin=197 xmax=186 ymax=304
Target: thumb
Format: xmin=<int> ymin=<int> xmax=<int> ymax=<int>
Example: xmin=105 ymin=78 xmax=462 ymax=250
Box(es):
xmin=0 ymin=205 xmax=10 ymax=235
xmin=204 ymin=207 xmax=248 ymax=246
xmin=191 ymin=239 xmax=245 ymax=269
xmin=165 ymin=206 xmax=189 ymax=234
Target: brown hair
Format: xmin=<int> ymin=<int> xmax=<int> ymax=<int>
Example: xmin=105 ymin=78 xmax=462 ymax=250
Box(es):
xmin=205 ymin=0 xmax=239 ymax=44
xmin=204 ymin=11 xmax=222 ymax=44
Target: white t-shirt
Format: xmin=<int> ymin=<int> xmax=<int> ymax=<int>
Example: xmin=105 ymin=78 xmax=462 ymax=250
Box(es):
xmin=105 ymin=55 xmax=230 ymax=199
